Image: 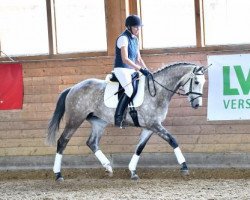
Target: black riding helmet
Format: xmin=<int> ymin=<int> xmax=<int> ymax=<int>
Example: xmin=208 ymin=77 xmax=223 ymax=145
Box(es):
xmin=125 ymin=15 xmax=142 ymax=27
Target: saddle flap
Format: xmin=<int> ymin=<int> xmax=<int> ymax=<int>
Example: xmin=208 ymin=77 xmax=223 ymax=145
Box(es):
xmin=105 ymin=72 xmax=119 ymax=82
xmin=110 ymin=72 xmax=119 ymax=82
xmin=104 ymin=75 xmax=145 ymax=108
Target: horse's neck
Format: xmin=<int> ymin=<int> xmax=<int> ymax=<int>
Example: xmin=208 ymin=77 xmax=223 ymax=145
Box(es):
xmin=152 ymin=65 xmax=194 ymax=101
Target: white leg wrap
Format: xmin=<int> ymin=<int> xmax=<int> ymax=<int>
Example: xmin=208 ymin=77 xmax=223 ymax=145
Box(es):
xmin=95 ymin=150 xmax=110 ymax=167
xmin=174 ymin=147 xmax=186 ymax=164
xmin=128 ymin=154 xmax=140 ymax=171
xmin=53 ymin=153 xmax=62 ymax=173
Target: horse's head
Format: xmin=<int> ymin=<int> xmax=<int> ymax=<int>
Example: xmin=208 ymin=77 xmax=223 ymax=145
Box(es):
xmin=181 ymin=66 xmax=207 ymax=109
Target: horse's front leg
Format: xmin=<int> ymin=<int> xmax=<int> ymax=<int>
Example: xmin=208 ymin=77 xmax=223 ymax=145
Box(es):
xmin=151 ymin=123 xmax=189 ymax=175
xmin=129 ymin=129 xmax=153 ymax=180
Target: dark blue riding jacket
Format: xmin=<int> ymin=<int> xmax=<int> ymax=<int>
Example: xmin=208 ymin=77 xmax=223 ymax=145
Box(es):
xmin=114 ymin=29 xmax=139 ymax=69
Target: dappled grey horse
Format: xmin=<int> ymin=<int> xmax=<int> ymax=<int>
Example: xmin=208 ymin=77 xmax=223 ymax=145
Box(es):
xmin=47 ymin=62 xmax=207 ymax=181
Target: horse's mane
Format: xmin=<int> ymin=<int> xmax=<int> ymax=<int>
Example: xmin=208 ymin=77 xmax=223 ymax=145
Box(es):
xmin=153 ymin=62 xmax=197 ymax=74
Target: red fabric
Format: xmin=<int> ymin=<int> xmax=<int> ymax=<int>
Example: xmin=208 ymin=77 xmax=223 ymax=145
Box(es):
xmin=0 ymin=63 xmax=23 ymax=110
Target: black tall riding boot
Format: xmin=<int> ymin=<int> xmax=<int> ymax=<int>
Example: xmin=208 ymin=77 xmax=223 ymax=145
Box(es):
xmin=114 ymin=93 xmax=131 ymax=128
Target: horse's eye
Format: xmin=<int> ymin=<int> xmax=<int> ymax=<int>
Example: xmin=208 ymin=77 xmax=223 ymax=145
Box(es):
xmin=195 ymin=81 xmax=199 ymax=85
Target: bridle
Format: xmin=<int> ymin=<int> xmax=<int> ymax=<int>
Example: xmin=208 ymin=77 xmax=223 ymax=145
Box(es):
xmin=183 ymin=67 xmax=205 ymax=102
xmin=147 ymin=66 xmax=205 ymax=102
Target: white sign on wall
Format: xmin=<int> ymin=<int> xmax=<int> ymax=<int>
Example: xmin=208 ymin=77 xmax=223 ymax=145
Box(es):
xmin=207 ymin=54 xmax=250 ymax=120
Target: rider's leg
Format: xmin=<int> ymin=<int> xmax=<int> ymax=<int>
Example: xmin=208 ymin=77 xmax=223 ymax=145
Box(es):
xmin=114 ymin=93 xmax=131 ymax=127
xmin=114 ymin=68 xmax=135 ymax=127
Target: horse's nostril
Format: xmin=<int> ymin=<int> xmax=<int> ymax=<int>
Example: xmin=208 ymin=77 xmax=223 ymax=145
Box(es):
xmin=195 ymin=104 xmax=199 ymax=108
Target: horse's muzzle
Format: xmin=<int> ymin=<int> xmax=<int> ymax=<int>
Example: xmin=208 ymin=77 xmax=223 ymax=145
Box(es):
xmin=190 ymin=97 xmax=202 ymax=109
xmin=193 ymin=103 xmax=199 ymax=109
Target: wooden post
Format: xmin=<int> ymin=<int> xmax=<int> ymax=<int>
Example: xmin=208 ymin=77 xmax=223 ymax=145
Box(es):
xmin=46 ymin=0 xmax=55 ymax=55
xmin=128 ymin=0 xmax=139 ymax=15
xmin=194 ymin=0 xmax=205 ymax=47
xmin=105 ymin=0 xmax=128 ymax=56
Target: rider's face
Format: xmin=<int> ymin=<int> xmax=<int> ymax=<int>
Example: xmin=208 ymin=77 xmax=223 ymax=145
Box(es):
xmin=131 ymin=26 xmax=140 ymax=36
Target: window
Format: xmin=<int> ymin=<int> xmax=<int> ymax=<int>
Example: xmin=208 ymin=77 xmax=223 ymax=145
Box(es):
xmin=0 ymin=0 xmax=48 ymax=56
xmin=140 ymin=0 xmax=196 ymax=49
xmin=203 ymin=0 xmax=250 ymax=45
xmin=1 ymin=0 xmax=249 ymax=58
xmin=54 ymin=0 xmax=107 ymax=53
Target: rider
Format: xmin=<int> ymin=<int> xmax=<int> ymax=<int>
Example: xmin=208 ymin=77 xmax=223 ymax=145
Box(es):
xmin=113 ymin=15 xmax=151 ymax=127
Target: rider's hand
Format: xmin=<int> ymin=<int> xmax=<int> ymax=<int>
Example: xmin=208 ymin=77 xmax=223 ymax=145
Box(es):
xmin=139 ymin=68 xmax=151 ymax=77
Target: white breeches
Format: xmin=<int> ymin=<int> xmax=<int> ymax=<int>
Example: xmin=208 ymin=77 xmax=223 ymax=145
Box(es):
xmin=114 ymin=68 xmax=136 ymax=98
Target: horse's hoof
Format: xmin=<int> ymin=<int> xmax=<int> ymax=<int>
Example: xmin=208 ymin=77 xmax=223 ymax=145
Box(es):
xmin=131 ymin=174 xmax=139 ymax=180
xmin=109 ymin=172 xmax=114 ymax=177
xmin=180 ymin=162 xmax=189 ymax=176
xmin=105 ymin=164 xmax=113 ymax=177
xmin=106 ymin=170 xmax=113 ymax=177
xmin=130 ymin=170 xmax=139 ymax=180
xmin=56 ymin=177 xmax=64 ymax=182
xmin=55 ymin=172 xmax=64 ymax=182
xmin=181 ymin=169 xmax=189 ymax=176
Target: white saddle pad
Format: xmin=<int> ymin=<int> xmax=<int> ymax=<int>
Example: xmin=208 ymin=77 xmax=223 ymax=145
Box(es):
xmin=104 ymin=74 xmax=145 ymax=108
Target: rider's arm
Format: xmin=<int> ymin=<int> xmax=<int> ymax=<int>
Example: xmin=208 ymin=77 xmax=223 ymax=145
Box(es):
xmin=136 ymin=49 xmax=147 ymax=69
xmin=120 ymin=46 xmax=142 ymax=71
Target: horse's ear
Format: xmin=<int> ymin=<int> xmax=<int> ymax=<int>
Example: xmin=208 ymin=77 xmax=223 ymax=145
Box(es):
xmin=201 ymin=64 xmax=212 ymax=74
xmin=201 ymin=67 xmax=207 ymax=74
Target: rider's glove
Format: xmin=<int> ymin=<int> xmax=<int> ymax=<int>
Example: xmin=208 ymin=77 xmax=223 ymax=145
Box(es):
xmin=139 ymin=68 xmax=151 ymax=77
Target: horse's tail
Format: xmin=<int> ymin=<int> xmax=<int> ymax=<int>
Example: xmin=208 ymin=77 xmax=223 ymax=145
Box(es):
xmin=46 ymin=88 xmax=71 ymax=146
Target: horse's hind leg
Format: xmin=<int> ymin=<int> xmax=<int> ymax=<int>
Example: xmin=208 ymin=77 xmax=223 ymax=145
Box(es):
xmin=53 ymin=123 xmax=82 ymax=181
xmin=151 ymin=123 xmax=189 ymax=176
xmin=128 ymin=129 xmax=153 ymax=180
xmin=86 ymin=116 xmax=113 ymax=176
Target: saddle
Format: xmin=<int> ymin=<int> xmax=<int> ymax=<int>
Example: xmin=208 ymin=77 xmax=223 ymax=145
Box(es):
xmin=104 ymin=72 xmax=145 ymax=127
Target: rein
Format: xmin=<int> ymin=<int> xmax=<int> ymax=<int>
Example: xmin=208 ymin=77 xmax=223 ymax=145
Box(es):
xmin=147 ymin=67 xmax=204 ymax=101
xmin=146 ymin=73 xmax=188 ymax=97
